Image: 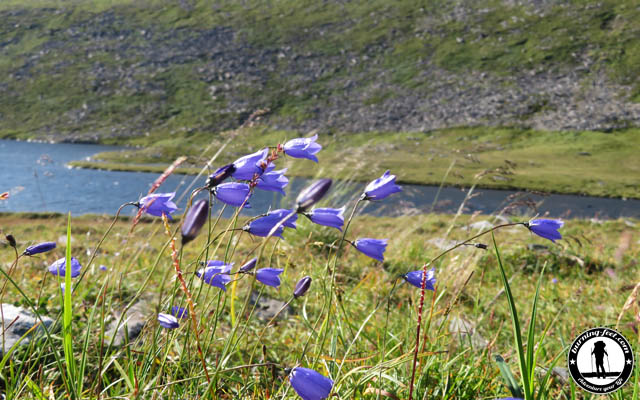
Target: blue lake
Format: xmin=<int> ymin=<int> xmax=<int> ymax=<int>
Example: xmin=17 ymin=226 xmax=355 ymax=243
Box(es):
xmin=1 ymin=139 xmax=639 ymax=219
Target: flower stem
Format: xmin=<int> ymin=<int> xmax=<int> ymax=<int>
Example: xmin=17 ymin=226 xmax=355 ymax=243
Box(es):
xmin=407 ymin=222 xmax=523 ymax=400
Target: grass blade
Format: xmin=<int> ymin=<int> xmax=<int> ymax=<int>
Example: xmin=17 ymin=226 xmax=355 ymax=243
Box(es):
xmin=63 ymin=212 xmax=77 ymax=398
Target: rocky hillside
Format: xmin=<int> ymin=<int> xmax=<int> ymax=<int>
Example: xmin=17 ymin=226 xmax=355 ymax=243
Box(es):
xmin=1 ymin=0 xmax=639 ymax=143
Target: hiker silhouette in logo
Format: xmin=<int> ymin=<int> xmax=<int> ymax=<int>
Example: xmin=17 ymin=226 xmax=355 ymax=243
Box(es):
xmin=592 ymin=341 xmax=608 ymax=379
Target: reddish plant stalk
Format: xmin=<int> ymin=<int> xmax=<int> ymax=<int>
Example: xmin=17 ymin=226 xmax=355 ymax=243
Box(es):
xmin=161 ymin=215 xmax=213 ymax=396
xmin=408 ymin=262 xmax=429 ymax=400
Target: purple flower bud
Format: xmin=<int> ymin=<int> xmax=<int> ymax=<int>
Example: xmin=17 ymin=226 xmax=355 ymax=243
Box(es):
xmin=256 ymin=168 xmax=289 ymax=195
xmin=288 ymin=367 xmax=334 ymax=400
xmin=5 ymin=234 xmax=16 ymax=248
xmin=139 ymin=192 xmax=178 ymax=218
xmin=239 ymin=258 xmax=257 ymax=273
xmin=48 ymin=257 xmax=82 ymax=278
xmin=99 ymin=265 xmax=108 ymax=271
xmin=403 ymin=267 xmax=436 ymax=290
xmin=24 ymin=241 xmax=57 ymax=256
xmin=171 ymin=306 xmax=188 ymax=319
xmin=296 ymin=179 xmax=332 ymax=212
xmin=526 ymin=219 xmax=563 ymax=242
xmin=283 ymin=134 xmax=322 ymax=162
xmin=206 ymin=163 xmax=235 ymax=188
xmin=214 ymin=182 xmax=251 ymax=208
xmin=157 ymin=313 xmax=180 ymax=329
xmin=363 ymin=170 xmax=402 ymax=201
xmin=196 ymin=260 xmax=233 ymax=291
xmin=181 ymin=199 xmax=209 ymax=245
xmin=353 ymin=238 xmax=388 ymax=262
xmin=243 ymin=215 xmax=285 ymax=238
xmin=232 ymin=148 xmax=269 ymax=180
xmin=307 ymin=207 xmax=345 ymax=231
xmin=255 ymin=268 xmax=284 ymax=288
xmin=474 ymin=243 xmax=488 ymax=249
xmin=293 ymin=276 xmax=312 ymax=298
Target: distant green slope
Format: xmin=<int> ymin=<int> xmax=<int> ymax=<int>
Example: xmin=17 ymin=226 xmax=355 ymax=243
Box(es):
xmin=0 ymin=0 xmax=639 ymax=143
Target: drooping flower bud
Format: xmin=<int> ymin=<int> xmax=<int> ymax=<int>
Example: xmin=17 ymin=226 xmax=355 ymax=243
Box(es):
xmin=293 ymin=276 xmax=312 ymax=298
xmin=24 ymin=241 xmax=57 ymax=256
xmin=181 ymin=199 xmax=209 ymax=245
xmin=5 ymin=234 xmax=16 ymax=248
xmin=295 ymin=179 xmax=332 ymax=213
xmin=206 ymin=164 xmax=235 ymax=188
xmin=239 ymin=258 xmax=257 ymax=273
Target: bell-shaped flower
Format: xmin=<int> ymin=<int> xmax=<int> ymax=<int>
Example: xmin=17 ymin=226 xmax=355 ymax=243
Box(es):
xmin=243 ymin=215 xmax=285 ymax=238
xmin=296 ymin=179 xmax=332 ymax=212
xmin=256 ymin=168 xmax=289 ymax=195
xmin=214 ymin=182 xmax=251 ymax=208
xmin=288 ymin=367 xmax=334 ymax=400
xmin=353 ymin=238 xmax=388 ymax=262
xmin=239 ymin=258 xmax=258 ymax=273
xmin=206 ymin=164 xmax=235 ymax=188
xmin=404 ymin=267 xmax=436 ymax=290
xmin=139 ymin=192 xmax=178 ymax=218
xmin=157 ymin=313 xmax=180 ymax=329
xmin=196 ymin=260 xmax=233 ymax=291
xmin=307 ymin=207 xmax=345 ymax=231
xmin=255 ymin=268 xmax=284 ymax=288
xmin=23 ymin=241 xmax=57 ymax=256
xmin=266 ymin=209 xmax=297 ymax=228
xmin=48 ymin=257 xmax=82 ymax=278
xmin=293 ymin=276 xmax=312 ymax=298
xmin=232 ymin=148 xmax=269 ymax=180
xmin=526 ymin=219 xmax=563 ymax=242
xmin=171 ymin=306 xmax=188 ymax=319
xmin=181 ymin=199 xmax=209 ymax=245
xmin=283 ymin=134 xmax=322 ymax=162
xmin=363 ymin=170 xmax=402 ymax=201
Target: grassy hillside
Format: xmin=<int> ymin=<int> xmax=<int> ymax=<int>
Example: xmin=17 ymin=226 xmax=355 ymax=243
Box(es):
xmin=0 ymin=0 xmax=639 ymax=141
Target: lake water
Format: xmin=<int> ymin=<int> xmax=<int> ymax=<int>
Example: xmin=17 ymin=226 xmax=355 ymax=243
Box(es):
xmin=1 ymin=139 xmax=639 ymax=219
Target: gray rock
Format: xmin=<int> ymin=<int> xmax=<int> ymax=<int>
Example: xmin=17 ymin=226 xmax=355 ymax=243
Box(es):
xmin=535 ymin=366 xmax=569 ymax=384
xmin=448 ymin=316 xmax=488 ymax=349
xmin=0 ymin=304 xmax=54 ymax=355
xmin=250 ymin=292 xmax=291 ymax=321
xmin=104 ymin=300 xmax=149 ymax=347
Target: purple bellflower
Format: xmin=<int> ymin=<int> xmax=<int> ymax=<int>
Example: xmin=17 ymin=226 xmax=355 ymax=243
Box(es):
xmin=283 ymin=134 xmax=322 ymax=162
xmin=296 ymin=179 xmax=332 ymax=212
xmin=157 ymin=313 xmax=180 ymax=329
xmin=181 ymin=199 xmax=209 ymax=245
xmin=48 ymin=257 xmax=82 ymax=278
xmin=239 ymin=258 xmax=258 ymax=273
xmin=243 ymin=215 xmax=285 ymax=238
xmin=139 ymin=192 xmax=178 ymax=218
xmin=99 ymin=265 xmax=108 ymax=271
xmin=214 ymin=182 xmax=251 ymax=208
xmin=256 ymin=168 xmax=289 ymax=195
xmin=288 ymin=367 xmax=334 ymax=400
xmin=293 ymin=276 xmax=312 ymax=298
xmin=267 ymin=209 xmax=297 ymax=228
xmin=171 ymin=306 xmax=188 ymax=319
xmin=232 ymin=148 xmax=269 ymax=180
xmin=526 ymin=219 xmax=564 ymax=242
xmin=256 ymin=268 xmax=284 ymax=288
xmin=196 ymin=260 xmax=233 ymax=291
xmin=306 ymin=207 xmax=345 ymax=231
xmin=353 ymin=238 xmax=388 ymax=262
xmin=206 ymin=164 xmax=235 ymax=188
xmin=363 ymin=170 xmax=402 ymax=201
xmin=404 ymin=267 xmax=436 ymax=290
xmin=23 ymin=241 xmax=57 ymax=256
